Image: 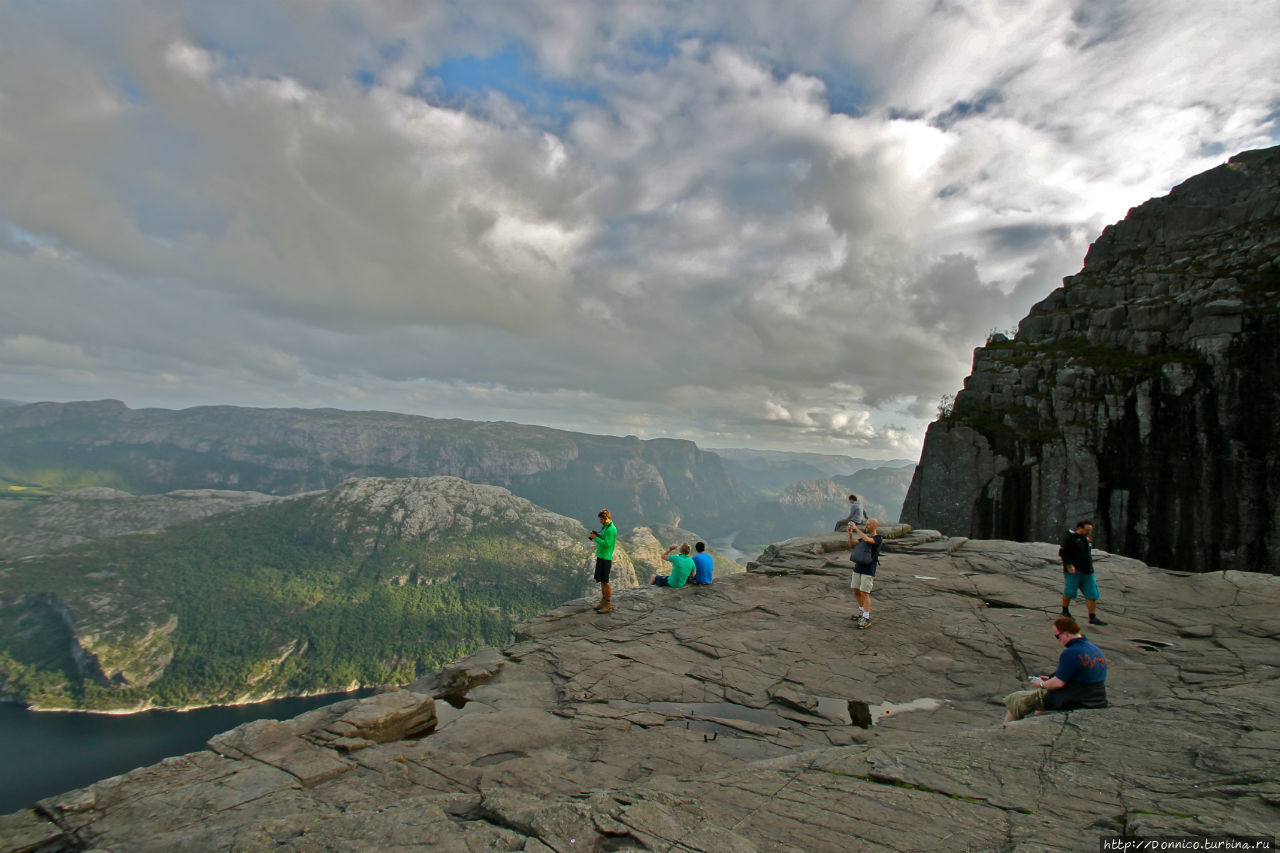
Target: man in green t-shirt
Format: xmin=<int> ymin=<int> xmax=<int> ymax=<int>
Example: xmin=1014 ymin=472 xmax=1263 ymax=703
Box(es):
xmin=589 ymin=509 xmax=617 ymax=613
xmin=650 ymin=542 xmax=695 ymax=588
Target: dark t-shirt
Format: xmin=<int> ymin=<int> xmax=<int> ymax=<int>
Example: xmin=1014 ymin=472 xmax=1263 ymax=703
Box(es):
xmin=852 ymin=534 xmax=884 ymax=576
xmin=1059 ymin=530 xmax=1094 ymax=574
xmin=1044 ymin=636 xmax=1109 ymax=711
xmin=1053 ymin=636 xmax=1107 ymax=684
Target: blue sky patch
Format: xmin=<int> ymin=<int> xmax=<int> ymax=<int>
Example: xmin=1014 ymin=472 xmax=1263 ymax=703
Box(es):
xmin=428 ymin=46 xmax=601 ymax=121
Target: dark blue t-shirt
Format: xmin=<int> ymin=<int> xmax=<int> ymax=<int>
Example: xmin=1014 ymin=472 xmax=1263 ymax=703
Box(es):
xmin=1054 ymin=636 xmax=1108 ymax=684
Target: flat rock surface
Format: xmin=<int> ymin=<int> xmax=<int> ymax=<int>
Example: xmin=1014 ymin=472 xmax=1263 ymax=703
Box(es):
xmin=5 ymin=531 xmax=1278 ymax=852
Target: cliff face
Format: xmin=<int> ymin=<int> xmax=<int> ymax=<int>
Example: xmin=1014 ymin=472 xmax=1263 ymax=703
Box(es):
xmin=0 ymin=401 xmax=748 ymax=533
xmin=8 ymin=531 xmax=1277 ymax=850
xmin=902 ymin=146 xmax=1280 ymax=573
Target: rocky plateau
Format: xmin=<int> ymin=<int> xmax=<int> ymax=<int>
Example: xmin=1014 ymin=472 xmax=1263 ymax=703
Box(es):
xmin=4 ymin=527 xmax=1276 ymax=852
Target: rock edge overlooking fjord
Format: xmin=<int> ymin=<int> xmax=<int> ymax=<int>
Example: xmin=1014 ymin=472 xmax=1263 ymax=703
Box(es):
xmin=4 ymin=530 xmax=1276 ymax=852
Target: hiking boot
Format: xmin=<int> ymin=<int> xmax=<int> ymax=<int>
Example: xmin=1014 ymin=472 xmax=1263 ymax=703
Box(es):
xmin=1089 ymin=614 xmax=1106 ymax=625
xmin=1061 ymin=607 xmax=1072 ymax=617
xmin=596 ymin=601 xmax=612 ymax=614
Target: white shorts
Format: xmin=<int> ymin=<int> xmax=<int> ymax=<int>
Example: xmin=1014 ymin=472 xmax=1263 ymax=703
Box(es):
xmin=850 ymin=572 xmax=875 ymax=593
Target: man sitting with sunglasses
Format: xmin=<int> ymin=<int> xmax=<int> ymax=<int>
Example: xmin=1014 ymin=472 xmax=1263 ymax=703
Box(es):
xmin=1004 ymin=616 xmax=1108 ymax=723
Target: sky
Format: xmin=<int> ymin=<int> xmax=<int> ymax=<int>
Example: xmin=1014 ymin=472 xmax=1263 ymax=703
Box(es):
xmin=1 ymin=1 xmax=1277 ymax=459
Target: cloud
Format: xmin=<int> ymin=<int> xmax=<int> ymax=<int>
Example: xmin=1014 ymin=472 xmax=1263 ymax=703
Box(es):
xmin=1 ymin=0 xmax=1277 ymax=458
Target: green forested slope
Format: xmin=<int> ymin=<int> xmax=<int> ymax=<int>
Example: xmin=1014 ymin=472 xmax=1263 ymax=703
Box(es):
xmin=0 ymin=477 xmax=597 ymax=711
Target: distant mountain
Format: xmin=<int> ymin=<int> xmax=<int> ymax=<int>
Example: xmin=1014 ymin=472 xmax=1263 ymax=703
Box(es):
xmin=0 ymin=487 xmax=280 ymax=560
xmin=0 ymin=400 xmax=748 ymax=535
xmin=731 ymin=466 xmax=917 ymax=554
xmin=712 ymin=447 xmax=913 ymax=494
xmin=0 ymin=477 xmax=636 ymax=711
xmin=0 ymin=399 xmax=24 ymax=408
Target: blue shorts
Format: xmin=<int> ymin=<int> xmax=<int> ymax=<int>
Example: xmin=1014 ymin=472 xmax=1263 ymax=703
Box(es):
xmin=1063 ymin=570 xmax=1100 ymax=601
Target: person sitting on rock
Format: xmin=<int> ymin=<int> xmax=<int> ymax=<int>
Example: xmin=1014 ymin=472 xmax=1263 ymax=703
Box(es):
xmin=651 ymin=542 xmax=695 ymax=588
xmin=835 ymin=493 xmax=869 ymax=532
xmin=1003 ymin=616 xmax=1108 ymax=723
xmin=690 ymin=541 xmax=714 ymax=585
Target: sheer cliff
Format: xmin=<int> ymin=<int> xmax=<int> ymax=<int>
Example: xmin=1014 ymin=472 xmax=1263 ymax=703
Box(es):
xmin=902 ymin=145 xmax=1280 ymax=573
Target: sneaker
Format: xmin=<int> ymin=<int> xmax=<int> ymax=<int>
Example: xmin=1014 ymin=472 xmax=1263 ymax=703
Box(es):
xmin=857 ymin=616 xmax=870 ymax=630
xmin=1088 ymin=614 xmax=1106 ymax=625
xmin=1061 ymin=607 xmax=1072 ymax=617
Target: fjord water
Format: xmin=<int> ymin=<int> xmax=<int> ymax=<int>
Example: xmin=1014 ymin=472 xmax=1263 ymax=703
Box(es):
xmin=0 ymin=692 xmax=372 ymax=815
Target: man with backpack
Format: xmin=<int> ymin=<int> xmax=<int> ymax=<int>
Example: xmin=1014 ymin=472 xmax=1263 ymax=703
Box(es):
xmin=847 ymin=519 xmax=883 ymax=629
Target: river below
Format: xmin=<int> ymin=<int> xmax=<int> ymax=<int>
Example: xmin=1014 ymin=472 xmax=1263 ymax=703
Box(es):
xmin=0 ymin=691 xmax=373 ymax=815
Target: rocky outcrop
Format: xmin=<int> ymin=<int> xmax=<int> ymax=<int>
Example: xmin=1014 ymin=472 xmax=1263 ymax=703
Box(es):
xmin=7 ymin=531 xmax=1276 ymax=850
xmin=903 ymin=145 xmax=1280 ymax=573
xmin=0 ymin=488 xmax=280 ymax=560
xmin=0 ymin=401 xmax=748 ymax=533
xmin=304 ymin=475 xmax=643 ymax=591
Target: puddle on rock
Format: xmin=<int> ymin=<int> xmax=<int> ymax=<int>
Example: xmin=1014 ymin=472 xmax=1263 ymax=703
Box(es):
xmin=811 ymin=696 xmax=853 ymax=725
xmin=865 ymin=697 xmax=945 ymax=725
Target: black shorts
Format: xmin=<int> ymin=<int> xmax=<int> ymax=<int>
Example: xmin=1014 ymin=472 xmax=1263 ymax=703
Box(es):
xmin=594 ymin=557 xmax=612 ymax=583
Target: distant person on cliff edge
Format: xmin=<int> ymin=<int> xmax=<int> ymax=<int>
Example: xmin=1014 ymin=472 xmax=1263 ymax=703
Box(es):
xmin=1059 ymin=519 xmax=1106 ymax=625
xmin=589 ymin=509 xmax=617 ymax=613
xmin=1003 ymin=616 xmax=1108 ymax=723
xmin=835 ymin=494 xmax=869 ymax=532
xmin=690 ymin=541 xmax=714 ymax=585
xmin=847 ymin=519 xmax=883 ymax=629
xmin=651 ymin=542 xmax=695 ymax=588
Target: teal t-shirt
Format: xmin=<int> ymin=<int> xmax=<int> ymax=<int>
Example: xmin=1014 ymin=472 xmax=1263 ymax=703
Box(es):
xmin=665 ymin=553 xmax=695 ymax=588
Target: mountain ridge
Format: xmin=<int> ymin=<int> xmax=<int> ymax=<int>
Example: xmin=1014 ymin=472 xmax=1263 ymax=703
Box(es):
xmin=0 ymin=400 xmax=748 ymax=535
